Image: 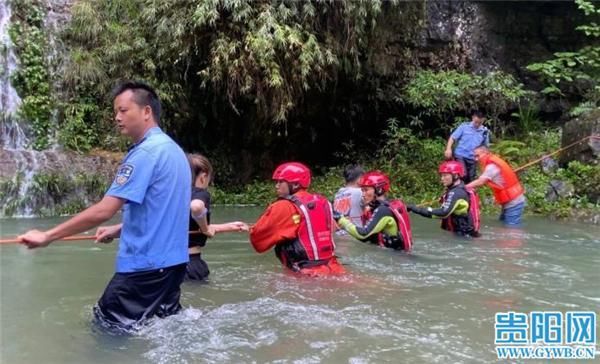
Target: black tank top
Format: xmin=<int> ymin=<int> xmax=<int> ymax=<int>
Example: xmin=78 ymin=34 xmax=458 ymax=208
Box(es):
xmin=188 ymin=187 xmax=211 ymax=248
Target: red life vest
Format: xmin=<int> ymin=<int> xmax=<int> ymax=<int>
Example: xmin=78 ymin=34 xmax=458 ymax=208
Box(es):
xmin=361 ymin=200 xmax=413 ymax=251
xmin=467 ymin=188 xmax=481 ymax=232
xmin=284 ymin=193 xmax=336 ymax=262
xmin=440 ymin=187 xmax=481 ymax=234
xmin=479 ymin=153 xmax=524 ymax=205
xmin=388 ymin=200 xmax=413 ymax=251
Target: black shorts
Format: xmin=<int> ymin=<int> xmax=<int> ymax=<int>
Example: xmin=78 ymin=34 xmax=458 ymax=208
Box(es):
xmin=185 ymin=253 xmax=210 ymax=281
xmin=94 ymin=263 xmax=186 ymax=332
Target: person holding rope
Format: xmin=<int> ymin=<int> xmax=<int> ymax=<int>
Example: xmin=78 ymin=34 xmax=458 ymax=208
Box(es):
xmin=467 ymin=146 xmax=526 ymax=227
xmin=186 ymin=153 xmax=248 ymax=281
xmin=249 ymin=162 xmax=345 ymax=276
xmin=18 ymin=81 xmax=191 ymax=331
xmin=334 ymin=171 xmax=413 ymax=251
xmin=407 ymin=161 xmax=481 ymax=237
xmin=444 ymin=110 xmax=490 ymax=183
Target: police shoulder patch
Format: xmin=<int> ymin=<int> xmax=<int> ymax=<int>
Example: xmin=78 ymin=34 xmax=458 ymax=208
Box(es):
xmin=115 ymin=163 xmax=134 ymax=186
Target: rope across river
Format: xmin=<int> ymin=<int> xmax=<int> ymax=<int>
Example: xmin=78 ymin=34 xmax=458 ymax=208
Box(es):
xmin=0 ymin=231 xmax=204 ymax=245
xmin=415 ymin=134 xmax=599 ymax=207
xmin=1 ymin=136 xmax=597 ymax=243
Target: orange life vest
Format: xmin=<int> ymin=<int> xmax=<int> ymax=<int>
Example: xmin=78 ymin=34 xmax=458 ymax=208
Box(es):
xmin=479 ymin=153 xmax=524 ymax=205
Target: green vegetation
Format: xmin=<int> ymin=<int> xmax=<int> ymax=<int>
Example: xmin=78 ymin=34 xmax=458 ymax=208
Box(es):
xmin=59 ymin=0 xmax=393 ymax=148
xmin=0 ymin=172 xmax=108 ymax=217
xmin=0 ymin=174 xmax=23 ymax=216
xmin=527 ymin=0 xmax=600 ymax=115
xmin=211 ymin=125 xmax=598 ymax=222
xmin=9 ymin=0 xmax=53 ymax=150
xmin=57 ymin=102 xmax=100 ymax=152
xmin=403 ymin=70 xmax=530 ymax=135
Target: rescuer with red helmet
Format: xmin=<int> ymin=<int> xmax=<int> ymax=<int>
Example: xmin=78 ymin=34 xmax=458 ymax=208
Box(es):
xmin=249 ymin=162 xmax=345 ymax=276
xmin=335 ymin=170 xmax=413 ymax=251
xmin=407 ymin=161 xmax=481 ymax=237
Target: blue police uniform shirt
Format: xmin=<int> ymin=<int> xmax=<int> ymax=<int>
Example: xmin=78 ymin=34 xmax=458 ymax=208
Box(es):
xmin=450 ymin=121 xmax=490 ymax=160
xmin=106 ymin=127 xmax=191 ymax=273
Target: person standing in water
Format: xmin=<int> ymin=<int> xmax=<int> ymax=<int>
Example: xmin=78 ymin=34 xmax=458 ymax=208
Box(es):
xmin=408 ymin=161 xmax=481 ymax=237
xmin=335 ymin=171 xmax=413 ymax=251
xmin=467 ymin=146 xmax=526 ymax=227
xmin=18 ymin=81 xmax=191 ymax=331
xmin=249 ymin=162 xmax=345 ymax=276
xmin=186 ymin=153 xmax=248 ymax=281
xmin=333 ymin=164 xmax=365 ymax=232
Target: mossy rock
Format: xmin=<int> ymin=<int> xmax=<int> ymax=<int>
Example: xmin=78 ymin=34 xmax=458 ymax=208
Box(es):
xmin=560 ymin=108 xmax=600 ymax=166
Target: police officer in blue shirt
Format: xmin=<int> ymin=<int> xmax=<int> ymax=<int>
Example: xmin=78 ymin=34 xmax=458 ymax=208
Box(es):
xmin=444 ymin=110 xmax=490 ymax=183
xmin=18 ymin=81 xmax=191 ymax=331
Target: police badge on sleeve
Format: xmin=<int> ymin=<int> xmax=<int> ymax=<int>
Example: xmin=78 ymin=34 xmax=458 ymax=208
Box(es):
xmin=115 ymin=164 xmax=134 ymax=185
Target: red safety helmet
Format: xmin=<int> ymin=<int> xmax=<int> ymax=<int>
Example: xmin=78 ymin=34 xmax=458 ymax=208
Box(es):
xmin=359 ymin=170 xmax=390 ymax=194
xmin=272 ymin=162 xmax=311 ymax=188
xmin=438 ymin=161 xmax=465 ymax=177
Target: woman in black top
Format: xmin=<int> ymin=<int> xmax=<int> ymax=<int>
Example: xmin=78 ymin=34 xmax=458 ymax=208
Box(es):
xmin=187 ymin=154 xmax=248 ymax=281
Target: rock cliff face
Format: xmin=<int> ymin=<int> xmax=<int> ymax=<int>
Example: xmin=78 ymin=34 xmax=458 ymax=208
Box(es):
xmin=560 ymin=109 xmax=600 ymax=166
xmin=465 ymin=2 xmax=585 ymax=76
xmin=374 ymin=1 xmax=586 ymax=84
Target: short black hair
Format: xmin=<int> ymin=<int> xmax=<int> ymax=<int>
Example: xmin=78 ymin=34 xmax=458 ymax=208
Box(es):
xmin=111 ymin=80 xmax=161 ymax=123
xmin=343 ymin=164 xmax=364 ymax=183
xmin=471 ymin=109 xmax=485 ymax=118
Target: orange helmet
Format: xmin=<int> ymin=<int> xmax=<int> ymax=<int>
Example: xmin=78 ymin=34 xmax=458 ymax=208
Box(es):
xmin=359 ymin=170 xmax=390 ymax=195
xmin=272 ymin=162 xmax=311 ymax=188
xmin=438 ymin=161 xmax=465 ymax=177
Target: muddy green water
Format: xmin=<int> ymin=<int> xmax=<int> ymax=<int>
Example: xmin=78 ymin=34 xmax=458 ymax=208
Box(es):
xmin=1 ymin=207 xmax=599 ymax=363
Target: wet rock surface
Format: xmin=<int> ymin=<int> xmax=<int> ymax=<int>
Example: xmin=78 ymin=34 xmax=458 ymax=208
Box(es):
xmin=545 ymin=179 xmax=575 ymax=203
xmin=560 ymin=109 xmax=600 ymax=166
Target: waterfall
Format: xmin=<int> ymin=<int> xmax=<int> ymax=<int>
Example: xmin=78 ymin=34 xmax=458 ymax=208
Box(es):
xmin=0 ymin=0 xmax=115 ymax=218
xmin=0 ymin=0 xmax=28 ymax=149
xmin=1 ymin=0 xmax=35 ymax=217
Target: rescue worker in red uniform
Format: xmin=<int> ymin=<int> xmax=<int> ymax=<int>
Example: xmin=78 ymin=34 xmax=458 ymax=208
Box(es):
xmin=408 ymin=161 xmax=481 ymax=237
xmin=249 ymin=162 xmax=345 ymax=276
xmin=335 ymin=171 xmax=413 ymax=251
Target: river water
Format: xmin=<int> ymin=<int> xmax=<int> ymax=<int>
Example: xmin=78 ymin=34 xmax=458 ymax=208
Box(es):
xmin=1 ymin=207 xmax=599 ymax=363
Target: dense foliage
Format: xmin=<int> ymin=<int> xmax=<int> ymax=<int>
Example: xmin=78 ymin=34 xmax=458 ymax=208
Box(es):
xmin=9 ymin=0 xmax=53 ymax=150
xmin=212 ymin=124 xmax=599 ymax=221
xmin=403 ymin=70 xmax=530 ymax=136
xmin=58 ymin=0 xmax=389 ymax=147
xmin=0 ymin=170 xmax=107 ymax=216
xmin=527 ymin=0 xmax=600 ymax=116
